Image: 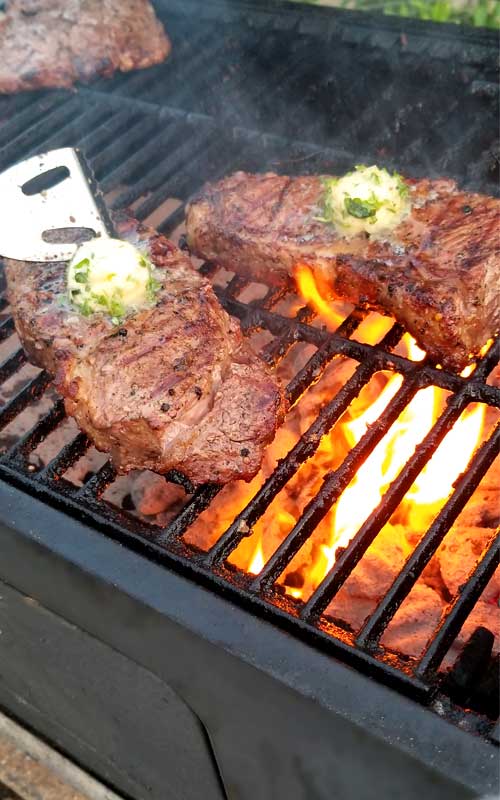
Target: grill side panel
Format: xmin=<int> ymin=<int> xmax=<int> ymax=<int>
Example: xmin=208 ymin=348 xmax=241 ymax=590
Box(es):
xmin=0 ymin=481 xmax=495 ymax=800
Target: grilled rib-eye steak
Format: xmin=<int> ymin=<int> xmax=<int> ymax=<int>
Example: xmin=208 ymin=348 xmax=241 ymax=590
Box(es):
xmin=0 ymin=0 xmax=170 ymax=94
xmin=5 ymin=217 xmax=285 ymax=485
xmin=186 ymin=172 xmax=500 ymax=371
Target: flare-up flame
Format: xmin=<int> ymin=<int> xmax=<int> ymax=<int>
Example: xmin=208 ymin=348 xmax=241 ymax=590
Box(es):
xmin=207 ymin=265 xmax=486 ymax=602
xmin=295 ymin=263 xmax=345 ymax=329
xmin=247 ymin=534 xmax=265 ymax=575
xmin=290 ymin=265 xmax=485 ymax=595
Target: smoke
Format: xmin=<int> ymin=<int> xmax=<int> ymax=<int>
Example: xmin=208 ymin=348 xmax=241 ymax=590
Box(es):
xmin=150 ymin=0 xmax=498 ymax=192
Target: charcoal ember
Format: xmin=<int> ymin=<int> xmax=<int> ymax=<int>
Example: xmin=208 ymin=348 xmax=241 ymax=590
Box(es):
xmin=453 ymin=456 xmax=500 ymax=529
xmin=325 ymin=523 xmax=445 ymax=657
xmin=442 ymin=626 xmax=500 ymax=720
xmin=448 ymin=601 xmax=500 ymax=662
xmin=63 ymin=447 xmax=108 ymax=486
xmin=443 ymin=628 xmax=499 ymax=718
xmin=380 ymin=584 xmax=443 ymax=658
xmin=455 ymin=491 xmax=500 ymax=529
xmin=436 ymin=520 xmax=499 ymax=664
xmin=131 ymin=471 xmax=187 ymax=517
xmin=438 ymin=526 xmax=499 ymax=605
xmin=326 ymin=525 xmax=411 ymax=633
xmin=121 ymin=493 xmax=135 ymax=511
xmin=473 ymin=654 xmax=500 ymax=719
xmin=444 ymin=626 xmax=494 ymax=696
xmin=102 ymin=474 xmax=135 ymax=510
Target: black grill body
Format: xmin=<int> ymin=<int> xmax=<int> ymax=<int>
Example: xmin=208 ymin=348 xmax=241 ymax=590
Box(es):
xmin=0 ymin=2 xmax=498 ymax=798
xmin=0 ymin=480 xmax=497 ymax=800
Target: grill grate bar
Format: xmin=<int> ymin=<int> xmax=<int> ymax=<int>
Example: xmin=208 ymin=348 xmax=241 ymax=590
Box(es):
xmin=0 ymin=95 xmax=85 ymax=169
xmin=22 ymin=104 xmax=113 ymax=164
xmin=300 ymin=389 xmax=494 ymax=622
xmin=1 ymin=399 xmax=66 ymax=465
xmin=202 ymin=325 xmax=401 ymax=567
xmin=132 ymin=134 xmax=232 ymax=221
xmin=217 ymin=297 xmax=500 ymax=406
xmin=0 ymin=318 xmax=15 ymax=342
xmin=249 ymin=377 xmax=421 ymax=592
xmin=37 ymin=431 xmax=91 ymax=485
xmin=157 ymin=483 xmax=222 ymax=546
xmin=260 ymin=303 xmax=317 ymax=368
xmin=0 ymin=348 xmax=26 ymax=384
xmin=416 ymin=518 xmax=500 ymax=679
xmin=225 ymin=275 xmax=249 ymax=299
xmin=0 ymin=371 xmax=51 ymax=433
xmin=110 ymin=126 xmax=214 ymax=211
xmin=356 ymin=423 xmax=500 ymax=652
xmin=74 ymin=108 xmax=119 ymax=156
xmin=0 ymin=94 xmax=65 ymax=166
xmin=284 ymin=317 xmax=369 ymax=407
xmin=92 ymin=114 xmax=162 ymax=185
xmin=157 ymin=203 xmax=186 ymax=237
xmin=77 ymin=460 xmax=117 ymax=500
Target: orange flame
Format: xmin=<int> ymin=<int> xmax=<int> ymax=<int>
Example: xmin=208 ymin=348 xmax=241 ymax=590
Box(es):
xmin=247 ymin=535 xmax=265 ymax=575
xmin=213 ymin=266 xmax=487 ymax=599
xmin=288 ymin=266 xmax=486 ymax=597
xmin=294 ymin=263 xmax=345 ymax=329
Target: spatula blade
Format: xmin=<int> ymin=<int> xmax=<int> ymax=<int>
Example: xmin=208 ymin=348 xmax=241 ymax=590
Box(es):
xmin=0 ymin=147 xmax=112 ymax=262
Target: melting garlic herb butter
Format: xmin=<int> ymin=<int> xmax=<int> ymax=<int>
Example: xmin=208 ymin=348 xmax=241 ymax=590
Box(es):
xmin=67 ymin=238 xmax=160 ymax=324
xmin=318 ymin=165 xmax=411 ymax=237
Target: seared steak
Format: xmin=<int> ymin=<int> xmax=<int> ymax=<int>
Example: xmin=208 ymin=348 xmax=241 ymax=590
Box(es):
xmin=186 ymin=172 xmax=500 ymax=371
xmin=0 ymin=0 xmax=170 ymax=94
xmin=5 ymin=217 xmax=285 ymax=485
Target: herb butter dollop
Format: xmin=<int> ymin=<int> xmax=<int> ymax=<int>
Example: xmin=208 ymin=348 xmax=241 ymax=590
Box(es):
xmin=318 ymin=165 xmax=411 ymax=237
xmin=67 ymin=238 xmax=160 ymax=324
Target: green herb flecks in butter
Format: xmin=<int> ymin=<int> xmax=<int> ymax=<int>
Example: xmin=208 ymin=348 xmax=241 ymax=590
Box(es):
xmin=67 ymin=239 xmax=161 ymax=323
xmin=317 ymin=165 xmax=411 ymax=238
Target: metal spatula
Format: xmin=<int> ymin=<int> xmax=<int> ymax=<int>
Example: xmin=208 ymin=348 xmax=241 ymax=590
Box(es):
xmin=0 ymin=147 xmax=114 ymax=262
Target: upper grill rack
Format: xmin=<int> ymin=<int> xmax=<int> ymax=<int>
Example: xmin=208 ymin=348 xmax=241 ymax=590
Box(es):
xmin=94 ymin=0 xmax=500 ymax=195
xmin=0 ymin=0 xmax=499 ymax=730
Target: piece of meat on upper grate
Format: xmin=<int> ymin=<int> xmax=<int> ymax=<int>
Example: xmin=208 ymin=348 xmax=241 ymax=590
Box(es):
xmin=186 ymin=171 xmax=500 ymax=372
xmin=0 ymin=0 xmax=171 ymax=94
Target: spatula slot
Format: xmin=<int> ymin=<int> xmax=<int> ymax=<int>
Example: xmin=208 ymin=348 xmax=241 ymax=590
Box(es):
xmin=21 ymin=165 xmax=71 ymax=196
xmin=42 ymin=227 xmax=97 ymax=245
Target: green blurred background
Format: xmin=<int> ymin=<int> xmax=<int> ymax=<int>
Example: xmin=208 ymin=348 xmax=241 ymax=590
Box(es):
xmin=292 ymin=0 xmax=500 ymax=28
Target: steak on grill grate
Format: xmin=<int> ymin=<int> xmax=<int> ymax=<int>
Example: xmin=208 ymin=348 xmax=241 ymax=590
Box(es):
xmin=0 ymin=0 xmax=171 ymax=93
xmin=186 ymin=172 xmax=500 ymax=372
xmin=4 ymin=216 xmax=285 ymax=484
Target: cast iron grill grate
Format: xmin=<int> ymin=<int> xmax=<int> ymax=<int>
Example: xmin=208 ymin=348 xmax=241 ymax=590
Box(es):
xmin=0 ymin=0 xmax=499 ymax=734
xmin=94 ymin=0 xmax=500 ymax=195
